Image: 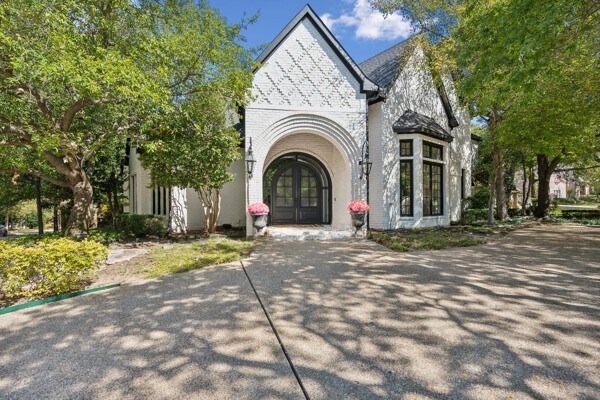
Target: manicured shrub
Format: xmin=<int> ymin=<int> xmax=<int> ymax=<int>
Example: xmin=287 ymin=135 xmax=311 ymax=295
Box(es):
xmin=461 ymin=208 xmax=488 ymax=225
xmin=463 ymin=185 xmax=490 ymax=209
xmin=114 ymin=214 xmax=167 ymax=237
xmin=561 ymin=209 xmax=600 ymax=219
xmin=555 ymin=198 xmax=577 ymax=205
xmin=579 ymin=194 xmax=600 ymax=203
xmin=507 ymin=208 xmax=524 ymax=217
xmin=88 ymin=229 xmax=125 ymax=245
xmin=0 ymin=238 xmax=108 ymax=301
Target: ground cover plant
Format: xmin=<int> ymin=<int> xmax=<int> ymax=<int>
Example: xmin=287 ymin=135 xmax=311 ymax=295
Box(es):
xmin=370 ymin=220 xmax=542 ymax=252
xmin=139 ymin=238 xmax=253 ymax=278
xmin=369 ymin=228 xmax=485 ymax=252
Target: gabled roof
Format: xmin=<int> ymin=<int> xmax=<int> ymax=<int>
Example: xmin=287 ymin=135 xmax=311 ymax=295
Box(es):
xmin=359 ymin=37 xmax=414 ymax=94
xmin=255 ymin=4 xmax=378 ymax=93
xmin=393 ymin=109 xmax=454 ymax=142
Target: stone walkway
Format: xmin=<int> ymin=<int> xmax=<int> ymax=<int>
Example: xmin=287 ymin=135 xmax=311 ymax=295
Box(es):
xmin=266 ymin=225 xmax=356 ymax=240
xmin=1 ymin=224 xmax=598 ymax=399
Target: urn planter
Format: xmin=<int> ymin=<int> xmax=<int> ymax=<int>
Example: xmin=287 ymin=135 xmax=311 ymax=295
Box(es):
xmin=251 ymin=214 xmax=268 ymax=231
xmin=247 ymin=202 xmax=270 ymax=236
xmin=350 ymin=211 xmax=366 ymax=236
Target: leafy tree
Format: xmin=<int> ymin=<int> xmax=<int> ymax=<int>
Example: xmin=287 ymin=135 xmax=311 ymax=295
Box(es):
xmin=374 ymin=0 xmax=600 ymax=219
xmin=454 ymin=0 xmax=599 ymax=217
xmin=0 ymin=0 xmax=169 ymax=234
xmin=139 ymin=2 xmax=255 ymax=234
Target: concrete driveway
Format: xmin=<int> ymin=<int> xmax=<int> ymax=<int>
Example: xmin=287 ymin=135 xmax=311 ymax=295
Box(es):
xmin=1 ymin=225 xmax=599 ymax=399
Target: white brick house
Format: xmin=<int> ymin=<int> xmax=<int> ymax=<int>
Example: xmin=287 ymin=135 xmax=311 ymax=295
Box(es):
xmin=126 ymin=5 xmax=478 ymax=234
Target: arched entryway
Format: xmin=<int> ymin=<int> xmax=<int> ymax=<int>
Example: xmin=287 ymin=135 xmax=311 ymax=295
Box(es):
xmin=264 ymin=153 xmax=332 ymax=225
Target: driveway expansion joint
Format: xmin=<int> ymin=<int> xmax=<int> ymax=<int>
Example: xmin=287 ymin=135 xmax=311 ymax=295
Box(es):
xmin=239 ymin=260 xmax=311 ymax=400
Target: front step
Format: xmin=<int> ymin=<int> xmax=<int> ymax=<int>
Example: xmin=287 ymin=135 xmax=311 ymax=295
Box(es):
xmin=265 ymin=226 xmax=359 ymax=240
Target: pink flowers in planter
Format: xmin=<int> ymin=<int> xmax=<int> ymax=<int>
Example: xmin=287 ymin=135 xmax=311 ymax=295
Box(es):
xmin=347 ymin=200 xmax=369 ymax=213
xmin=247 ymin=202 xmax=270 ymax=215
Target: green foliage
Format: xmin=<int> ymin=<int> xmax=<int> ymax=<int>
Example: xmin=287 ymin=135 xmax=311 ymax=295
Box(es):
xmin=114 ymin=214 xmax=167 ymax=238
xmin=138 ymin=1 xmax=256 ymax=233
xmin=507 ymin=208 xmax=524 ymax=217
xmin=560 ymin=209 xmax=600 ymax=219
xmin=1 ymin=0 xmax=255 ymax=233
xmin=143 ymin=238 xmax=253 ymax=278
xmin=370 ymin=229 xmax=484 ymax=252
xmin=464 ymin=185 xmax=489 ymax=209
xmin=374 ymin=0 xmax=600 ymax=218
xmin=5 ymin=232 xmax=63 ymax=246
xmin=579 ymin=194 xmax=600 ymax=203
xmin=88 ymin=229 xmax=125 ymax=245
xmin=0 ymin=238 xmax=108 ymax=301
xmin=461 ymin=208 xmax=488 ymax=225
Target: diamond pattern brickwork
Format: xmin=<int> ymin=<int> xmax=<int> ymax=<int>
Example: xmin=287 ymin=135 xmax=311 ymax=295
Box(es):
xmin=252 ymin=21 xmax=358 ymax=109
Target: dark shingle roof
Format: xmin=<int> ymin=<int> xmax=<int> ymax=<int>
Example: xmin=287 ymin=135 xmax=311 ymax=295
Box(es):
xmin=360 ymin=37 xmax=460 ymax=130
xmin=393 ymin=109 xmax=453 ymax=142
xmin=359 ymin=38 xmax=414 ymax=94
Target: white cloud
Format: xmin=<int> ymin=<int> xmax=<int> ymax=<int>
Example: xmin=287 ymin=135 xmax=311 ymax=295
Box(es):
xmin=321 ymin=0 xmax=412 ymax=41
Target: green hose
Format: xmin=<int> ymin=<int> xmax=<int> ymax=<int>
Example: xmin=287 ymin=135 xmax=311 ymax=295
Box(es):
xmin=0 ymin=284 xmax=120 ymax=316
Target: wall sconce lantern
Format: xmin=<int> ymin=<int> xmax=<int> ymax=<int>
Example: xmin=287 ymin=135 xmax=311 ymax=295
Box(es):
xmin=359 ymin=140 xmax=372 ymax=179
xmin=246 ymin=138 xmax=256 ymax=179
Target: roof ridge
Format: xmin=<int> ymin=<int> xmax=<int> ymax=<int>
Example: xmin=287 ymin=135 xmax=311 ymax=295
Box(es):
xmin=254 ymin=4 xmax=377 ymax=92
xmin=359 ymin=35 xmax=415 ymax=65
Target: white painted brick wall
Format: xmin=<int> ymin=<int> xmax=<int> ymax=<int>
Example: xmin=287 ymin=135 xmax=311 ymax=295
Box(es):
xmin=245 ymin=18 xmax=367 ymax=234
xmin=126 ymin=22 xmax=474 ymax=233
xmin=369 ymin=49 xmax=473 ymax=229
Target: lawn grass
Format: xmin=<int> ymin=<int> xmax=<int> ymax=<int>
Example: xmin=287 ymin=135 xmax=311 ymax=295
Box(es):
xmin=369 ymin=228 xmax=485 ymax=252
xmin=142 ymin=238 xmax=253 ymax=278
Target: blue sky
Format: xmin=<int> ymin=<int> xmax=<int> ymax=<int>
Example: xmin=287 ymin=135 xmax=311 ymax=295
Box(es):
xmin=207 ymin=0 xmax=414 ymax=63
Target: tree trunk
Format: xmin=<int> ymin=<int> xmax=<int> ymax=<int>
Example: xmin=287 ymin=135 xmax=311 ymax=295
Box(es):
xmin=34 ymin=178 xmax=44 ymax=235
xmin=197 ymin=187 xmax=221 ymax=235
xmin=211 ymin=189 xmax=221 ymax=232
xmin=487 ymin=174 xmax=496 ymax=225
xmin=492 ymin=144 xmax=507 ymax=220
xmin=535 ymin=154 xmax=561 ymax=218
xmin=65 ymin=171 xmax=96 ymax=235
xmin=112 ymin=176 xmax=120 ymax=218
xmin=521 ymin=162 xmax=528 ymax=214
xmin=53 ymin=205 xmax=59 ymax=233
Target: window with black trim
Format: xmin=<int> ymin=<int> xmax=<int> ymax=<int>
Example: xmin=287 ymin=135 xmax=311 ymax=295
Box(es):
xmin=423 ymin=162 xmax=443 ymax=216
xmin=400 ymin=140 xmax=413 ymax=156
xmin=423 ymin=141 xmax=443 ymax=161
xmin=152 ymin=186 xmax=170 ymax=216
xmin=130 ymin=175 xmax=137 ymax=214
xmin=400 ymin=160 xmax=413 ymax=216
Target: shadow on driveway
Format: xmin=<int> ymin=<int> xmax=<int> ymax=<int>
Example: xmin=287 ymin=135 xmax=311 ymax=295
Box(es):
xmin=1 ymin=224 xmax=598 ymax=399
xmin=0 ymin=264 xmax=301 ymax=399
xmin=244 ymin=224 xmax=600 ymax=399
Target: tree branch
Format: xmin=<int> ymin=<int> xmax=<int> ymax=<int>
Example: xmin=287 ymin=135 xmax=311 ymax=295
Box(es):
xmin=555 ymin=165 xmax=600 ymax=173
xmin=0 ymin=139 xmax=30 ymax=146
xmin=0 ymin=167 xmax=70 ymax=188
xmin=18 ymin=83 xmax=60 ymax=130
xmin=0 ymin=124 xmax=33 ymax=140
xmin=60 ymin=97 xmax=112 ymax=131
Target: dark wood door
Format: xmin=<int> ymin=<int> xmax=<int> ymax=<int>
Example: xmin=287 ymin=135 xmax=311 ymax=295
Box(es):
xmin=271 ymin=163 xmax=322 ymax=224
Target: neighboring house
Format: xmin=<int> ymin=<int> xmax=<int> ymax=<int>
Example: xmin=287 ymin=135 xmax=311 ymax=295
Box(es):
xmin=549 ymin=170 xmax=591 ymax=200
xmin=126 ymin=5 xmax=478 ymax=234
xmin=512 ymin=169 xmax=591 ymax=208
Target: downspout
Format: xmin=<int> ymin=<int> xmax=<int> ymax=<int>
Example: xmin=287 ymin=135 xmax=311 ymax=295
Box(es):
xmin=365 ymin=98 xmax=370 ymax=231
